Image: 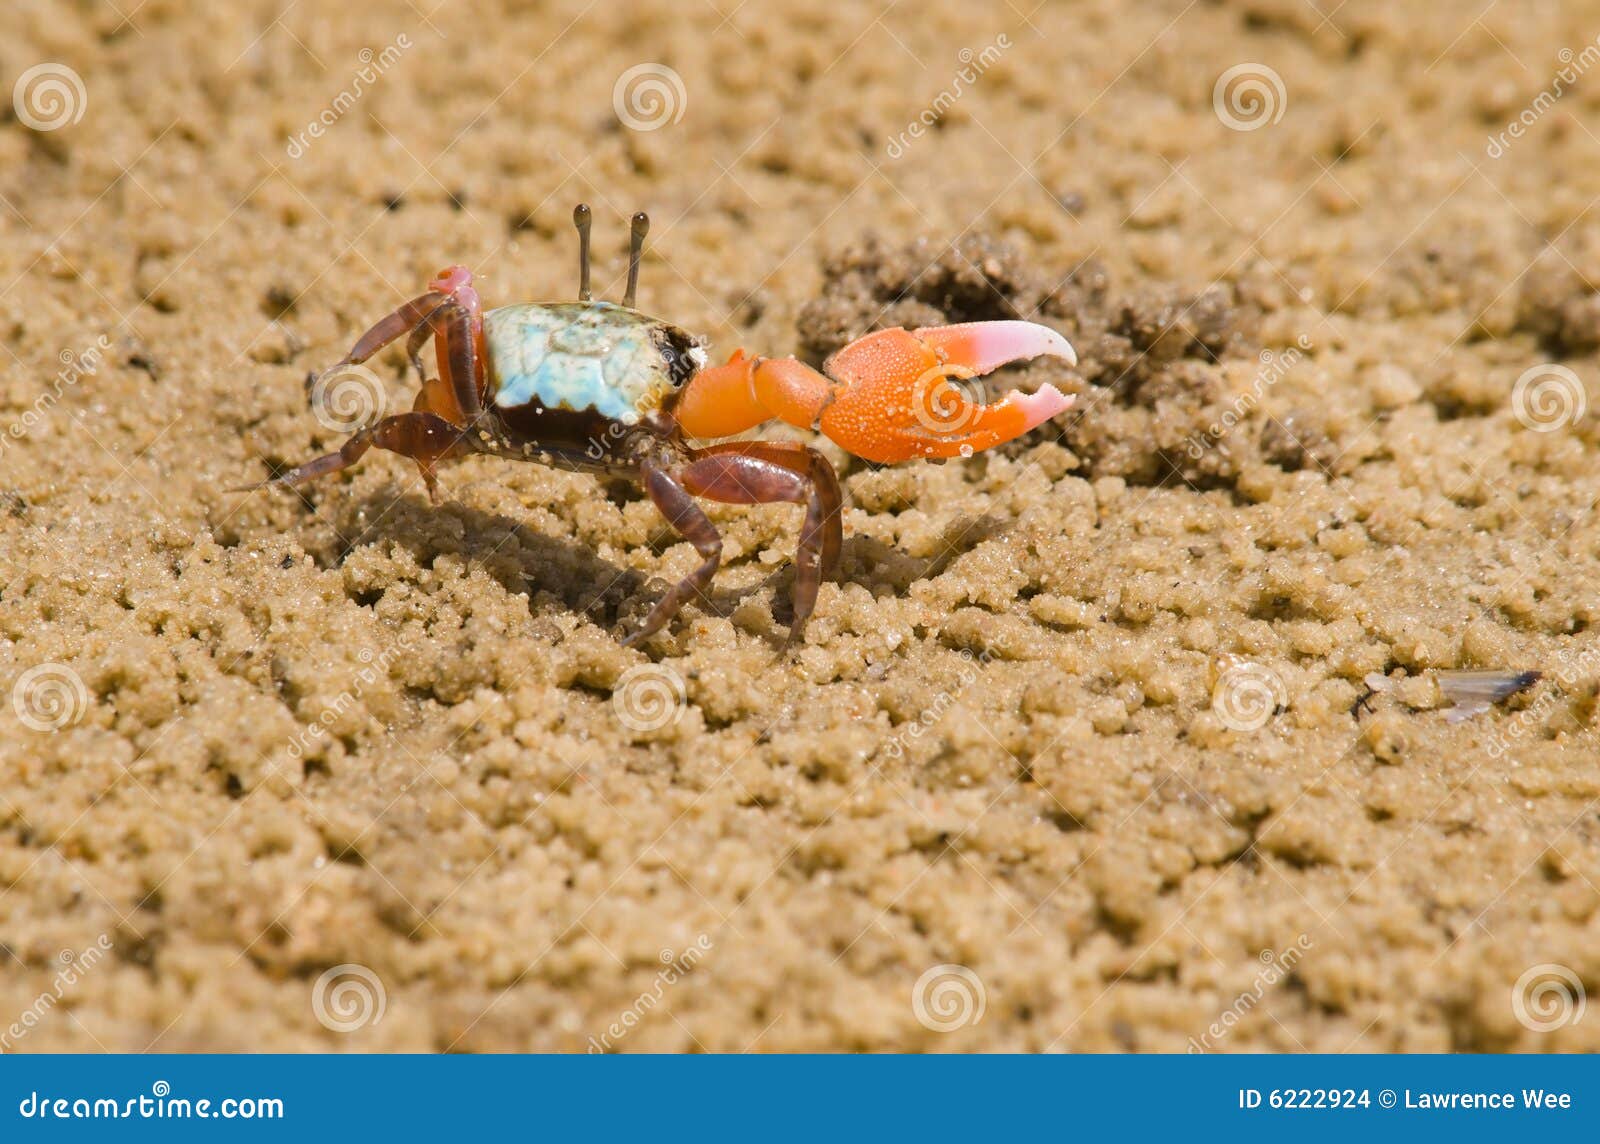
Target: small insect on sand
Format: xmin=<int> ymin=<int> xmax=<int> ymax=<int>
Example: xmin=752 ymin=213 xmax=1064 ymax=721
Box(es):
xmin=242 ymin=206 xmax=1078 ymax=644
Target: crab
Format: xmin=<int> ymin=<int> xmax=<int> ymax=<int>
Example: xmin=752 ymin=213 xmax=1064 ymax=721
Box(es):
xmin=246 ymin=205 xmax=1077 ymax=645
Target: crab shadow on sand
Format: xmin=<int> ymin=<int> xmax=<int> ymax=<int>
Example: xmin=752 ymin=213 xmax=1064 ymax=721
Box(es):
xmin=321 ymin=481 xmax=1011 ymax=649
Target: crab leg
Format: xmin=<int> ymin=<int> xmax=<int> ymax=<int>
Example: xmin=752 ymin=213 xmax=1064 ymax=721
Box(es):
xmin=330 ymin=291 xmax=448 ymax=371
xmin=625 ymin=462 xmax=725 ymax=647
xmin=426 ymin=297 xmax=485 ymax=422
xmin=679 ymin=442 xmax=843 ymax=639
xmin=674 ymin=321 xmax=1076 ymax=464
xmin=239 ymin=412 xmax=468 ymax=504
xmin=623 ymin=443 xmax=844 ymax=644
xmin=413 ymin=266 xmax=485 ymax=423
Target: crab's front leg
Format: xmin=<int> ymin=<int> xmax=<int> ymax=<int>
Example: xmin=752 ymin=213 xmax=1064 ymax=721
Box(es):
xmin=674 ymin=321 xmax=1076 ymax=463
xmin=623 ymin=443 xmax=843 ymax=645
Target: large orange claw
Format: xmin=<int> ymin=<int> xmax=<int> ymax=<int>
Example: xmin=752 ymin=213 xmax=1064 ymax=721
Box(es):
xmin=673 ymin=320 xmax=1076 ymax=464
xmin=818 ymin=321 xmax=1076 ymax=463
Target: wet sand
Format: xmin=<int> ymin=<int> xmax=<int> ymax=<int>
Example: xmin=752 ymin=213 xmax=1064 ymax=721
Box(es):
xmin=1 ymin=0 xmax=1598 ymax=1050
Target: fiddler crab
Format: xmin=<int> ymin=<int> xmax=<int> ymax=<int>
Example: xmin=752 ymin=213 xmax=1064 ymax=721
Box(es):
xmin=245 ymin=206 xmax=1077 ymax=645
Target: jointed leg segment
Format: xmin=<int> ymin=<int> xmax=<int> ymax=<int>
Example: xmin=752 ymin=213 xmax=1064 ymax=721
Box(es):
xmin=249 ymin=411 xmax=467 ymax=504
xmin=625 ymin=442 xmax=844 ymax=644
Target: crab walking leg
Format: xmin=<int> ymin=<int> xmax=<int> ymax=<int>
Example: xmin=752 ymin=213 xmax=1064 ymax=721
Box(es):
xmin=679 ymin=442 xmax=844 ymax=639
xmin=400 ymin=295 xmax=488 ymax=426
xmin=404 ymin=305 xmax=446 ymax=383
xmin=243 ymin=412 xmax=468 ymax=504
xmin=674 ymin=321 xmax=1077 ymax=464
xmin=405 ymin=303 xmax=461 ymax=421
xmin=329 ymin=291 xmax=447 ymax=371
xmin=625 ymin=462 xmax=726 ymax=646
xmin=420 ymin=266 xmax=487 ymax=423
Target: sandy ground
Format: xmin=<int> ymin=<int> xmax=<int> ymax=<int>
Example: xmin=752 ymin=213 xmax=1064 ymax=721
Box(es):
xmin=2 ymin=0 xmax=1600 ymax=1051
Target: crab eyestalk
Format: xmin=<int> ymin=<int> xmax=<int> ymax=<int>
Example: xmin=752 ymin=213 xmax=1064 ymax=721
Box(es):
xmin=624 ymin=211 xmax=649 ymax=308
xmin=573 ymin=203 xmax=593 ymax=302
xmin=675 ymin=321 xmax=1077 ymax=463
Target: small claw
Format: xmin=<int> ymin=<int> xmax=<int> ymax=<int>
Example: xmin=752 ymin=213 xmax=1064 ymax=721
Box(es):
xmin=816 ymin=322 xmax=1077 ymax=463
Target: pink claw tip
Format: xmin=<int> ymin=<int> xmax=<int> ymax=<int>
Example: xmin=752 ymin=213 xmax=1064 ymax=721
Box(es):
xmin=1007 ymin=382 xmax=1075 ymax=432
xmin=914 ymin=320 xmax=1078 ymax=374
